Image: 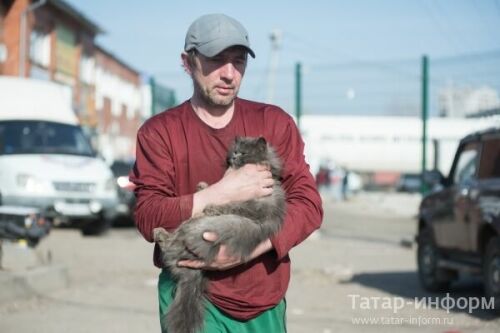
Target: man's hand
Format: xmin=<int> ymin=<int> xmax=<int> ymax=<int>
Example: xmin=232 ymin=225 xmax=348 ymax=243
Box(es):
xmin=192 ymin=164 xmax=273 ymax=217
xmin=177 ymin=232 xmax=273 ymax=270
xmin=216 ymin=164 xmax=274 ymax=203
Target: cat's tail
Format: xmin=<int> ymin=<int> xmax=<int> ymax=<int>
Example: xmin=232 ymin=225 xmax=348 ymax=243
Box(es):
xmin=166 ymin=269 xmax=206 ymax=333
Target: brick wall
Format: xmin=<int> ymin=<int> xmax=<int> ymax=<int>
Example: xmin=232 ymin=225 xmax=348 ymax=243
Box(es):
xmin=1 ymin=0 xmax=29 ymax=76
xmin=0 ymin=2 xmax=5 ymax=73
xmin=95 ymin=47 xmax=140 ymax=86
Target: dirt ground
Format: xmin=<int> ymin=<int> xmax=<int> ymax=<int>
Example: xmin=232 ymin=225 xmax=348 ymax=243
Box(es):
xmin=1 ymin=192 xmax=499 ymax=333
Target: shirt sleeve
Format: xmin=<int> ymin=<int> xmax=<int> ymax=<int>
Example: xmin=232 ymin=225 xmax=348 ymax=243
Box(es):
xmin=269 ymin=112 xmax=324 ymax=260
xmin=129 ymin=121 xmax=193 ymax=242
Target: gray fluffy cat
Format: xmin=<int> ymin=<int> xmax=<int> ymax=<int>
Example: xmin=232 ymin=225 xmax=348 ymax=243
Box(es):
xmin=154 ymin=136 xmax=286 ymax=333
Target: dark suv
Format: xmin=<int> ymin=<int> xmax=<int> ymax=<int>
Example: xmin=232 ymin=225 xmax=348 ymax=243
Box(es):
xmin=417 ymin=127 xmax=500 ymax=309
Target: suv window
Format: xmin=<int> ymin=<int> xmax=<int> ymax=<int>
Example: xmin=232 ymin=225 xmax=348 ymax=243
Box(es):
xmin=453 ymin=144 xmax=478 ymax=185
xmin=478 ymin=138 xmax=500 ymax=179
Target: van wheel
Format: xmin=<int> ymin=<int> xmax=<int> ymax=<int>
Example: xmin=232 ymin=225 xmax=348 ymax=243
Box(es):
xmin=81 ymin=219 xmax=111 ymax=236
xmin=417 ymin=228 xmax=454 ymax=292
xmin=483 ymin=237 xmax=500 ymax=312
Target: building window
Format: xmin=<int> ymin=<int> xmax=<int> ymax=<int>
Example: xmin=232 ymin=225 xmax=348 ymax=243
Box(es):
xmin=29 ymin=30 xmax=50 ymax=67
xmin=55 ymin=24 xmax=77 ymax=76
xmin=80 ymin=55 xmax=95 ymax=85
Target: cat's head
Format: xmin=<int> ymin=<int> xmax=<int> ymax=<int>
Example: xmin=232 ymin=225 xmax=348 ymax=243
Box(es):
xmin=227 ymin=136 xmax=269 ymax=168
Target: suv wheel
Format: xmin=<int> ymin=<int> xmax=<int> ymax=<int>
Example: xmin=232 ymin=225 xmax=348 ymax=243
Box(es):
xmin=483 ymin=237 xmax=500 ymax=312
xmin=417 ymin=228 xmax=454 ymax=292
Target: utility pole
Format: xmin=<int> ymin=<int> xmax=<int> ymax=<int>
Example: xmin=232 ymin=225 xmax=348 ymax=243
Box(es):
xmin=295 ymin=62 xmax=302 ymax=130
xmin=267 ymin=29 xmax=281 ymax=104
xmin=421 ymin=55 xmax=429 ymax=194
xmin=149 ymin=76 xmax=156 ymax=116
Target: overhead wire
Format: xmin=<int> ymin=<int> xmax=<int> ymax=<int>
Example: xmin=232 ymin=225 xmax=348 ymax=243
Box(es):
xmin=284 ymin=32 xmax=421 ymax=80
xmin=420 ymin=0 xmax=469 ymax=54
xmin=470 ymin=0 xmax=500 ymax=45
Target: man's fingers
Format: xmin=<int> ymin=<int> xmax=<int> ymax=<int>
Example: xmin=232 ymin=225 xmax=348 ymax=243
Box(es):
xmin=262 ymin=178 xmax=274 ymax=188
xmin=203 ymin=231 xmax=218 ymax=242
xmin=260 ymin=187 xmax=273 ymax=196
xmin=224 ymin=167 xmax=236 ymax=175
xmin=242 ymin=164 xmax=270 ymax=173
xmin=255 ymin=164 xmax=271 ymax=172
xmin=262 ymin=170 xmax=272 ymax=179
xmin=177 ymin=259 xmax=205 ymax=268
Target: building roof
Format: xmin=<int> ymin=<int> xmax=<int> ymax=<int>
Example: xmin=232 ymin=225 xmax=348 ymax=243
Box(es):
xmin=466 ymin=107 xmax=500 ymax=118
xmin=94 ymin=44 xmax=141 ymax=76
xmin=47 ymin=0 xmax=104 ymax=35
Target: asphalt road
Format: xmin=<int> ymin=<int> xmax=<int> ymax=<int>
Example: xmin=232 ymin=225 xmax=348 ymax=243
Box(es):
xmin=1 ymin=192 xmax=499 ymax=333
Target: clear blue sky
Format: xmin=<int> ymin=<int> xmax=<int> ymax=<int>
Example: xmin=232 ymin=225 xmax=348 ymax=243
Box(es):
xmin=66 ymin=0 xmax=500 ymax=115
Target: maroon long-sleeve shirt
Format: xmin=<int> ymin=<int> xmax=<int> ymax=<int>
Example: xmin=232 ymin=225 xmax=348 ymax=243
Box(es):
xmin=130 ymin=98 xmax=323 ymax=320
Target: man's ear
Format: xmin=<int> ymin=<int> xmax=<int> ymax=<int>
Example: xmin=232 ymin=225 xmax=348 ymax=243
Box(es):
xmin=181 ymin=52 xmax=193 ymax=75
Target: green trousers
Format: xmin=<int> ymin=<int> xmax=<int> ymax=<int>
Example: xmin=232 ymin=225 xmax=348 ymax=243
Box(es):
xmin=158 ymin=269 xmax=287 ymax=333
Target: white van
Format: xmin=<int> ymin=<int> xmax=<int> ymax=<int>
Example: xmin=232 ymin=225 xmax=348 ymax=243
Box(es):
xmin=0 ymin=77 xmax=118 ymax=235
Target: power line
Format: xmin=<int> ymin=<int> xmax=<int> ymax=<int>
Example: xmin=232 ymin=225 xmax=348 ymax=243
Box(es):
xmin=431 ymin=48 xmax=500 ymax=63
xmin=433 ymin=0 xmax=481 ymax=51
xmin=470 ymin=0 xmax=500 ymax=45
xmin=283 ymin=32 xmax=425 ymax=79
xmin=425 ymin=1 xmax=500 ymax=88
xmin=420 ymin=0 xmax=469 ymax=54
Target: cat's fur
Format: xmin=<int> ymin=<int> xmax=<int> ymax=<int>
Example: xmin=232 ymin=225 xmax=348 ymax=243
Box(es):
xmin=154 ymin=136 xmax=286 ymax=333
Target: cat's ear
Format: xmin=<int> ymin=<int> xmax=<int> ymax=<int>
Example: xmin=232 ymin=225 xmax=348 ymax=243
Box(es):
xmin=234 ymin=136 xmax=242 ymax=143
xmin=257 ymin=137 xmax=267 ymax=147
xmin=153 ymin=227 xmax=170 ymax=247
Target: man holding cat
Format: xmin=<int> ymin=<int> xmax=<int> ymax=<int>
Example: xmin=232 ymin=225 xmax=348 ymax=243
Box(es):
xmin=131 ymin=13 xmax=323 ymax=333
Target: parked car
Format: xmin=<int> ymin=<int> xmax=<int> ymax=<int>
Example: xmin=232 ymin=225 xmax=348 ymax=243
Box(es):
xmin=0 ymin=77 xmax=119 ymax=236
xmin=110 ymin=160 xmax=136 ymax=224
xmin=396 ymin=173 xmax=422 ymax=193
xmin=416 ymin=127 xmax=500 ymax=311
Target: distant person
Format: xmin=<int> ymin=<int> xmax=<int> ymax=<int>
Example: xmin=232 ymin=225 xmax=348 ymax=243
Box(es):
xmin=342 ymin=168 xmax=350 ymax=200
xmin=130 ymin=13 xmax=323 ymax=333
xmin=315 ymin=166 xmax=330 ymax=188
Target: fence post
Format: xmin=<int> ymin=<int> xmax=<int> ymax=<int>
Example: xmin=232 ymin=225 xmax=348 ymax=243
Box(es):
xmin=421 ymin=55 xmax=429 ymax=194
xmin=295 ymin=62 xmax=302 ymax=130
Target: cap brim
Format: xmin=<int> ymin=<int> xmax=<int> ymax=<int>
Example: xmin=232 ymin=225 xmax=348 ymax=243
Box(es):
xmin=196 ymin=37 xmax=255 ymax=58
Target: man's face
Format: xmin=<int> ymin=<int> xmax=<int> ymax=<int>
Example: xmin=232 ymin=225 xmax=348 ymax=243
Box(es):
xmin=187 ymin=46 xmax=247 ymax=107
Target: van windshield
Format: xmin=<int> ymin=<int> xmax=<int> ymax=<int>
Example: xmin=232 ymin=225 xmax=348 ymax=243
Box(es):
xmin=0 ymin=120 xmax=95 ymax=156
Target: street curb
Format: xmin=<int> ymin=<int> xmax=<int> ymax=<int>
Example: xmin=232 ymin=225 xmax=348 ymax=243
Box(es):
xmin=0 ymin=264 xmax=69 ymax=304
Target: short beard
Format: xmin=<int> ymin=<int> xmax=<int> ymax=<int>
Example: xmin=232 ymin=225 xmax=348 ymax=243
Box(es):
xmin=192 ymin=77 xmax=237 ymax=108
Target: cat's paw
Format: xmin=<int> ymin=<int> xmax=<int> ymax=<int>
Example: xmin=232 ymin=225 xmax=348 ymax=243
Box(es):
xmin=203 ymin=205 xmax=221 ymax=216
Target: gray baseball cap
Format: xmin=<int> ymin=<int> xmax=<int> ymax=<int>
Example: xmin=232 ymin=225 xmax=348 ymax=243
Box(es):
xmin=184 ymin=14 xmax=255 ymax=58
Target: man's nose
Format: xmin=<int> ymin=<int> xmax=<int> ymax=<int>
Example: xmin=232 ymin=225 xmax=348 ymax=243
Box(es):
xmin=220 ymin=62 xmax=235 ymax=80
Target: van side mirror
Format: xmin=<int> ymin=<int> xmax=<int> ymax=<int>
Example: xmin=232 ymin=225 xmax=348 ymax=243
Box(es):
xmin=423 ymin=169 xmax=447 ymax=189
